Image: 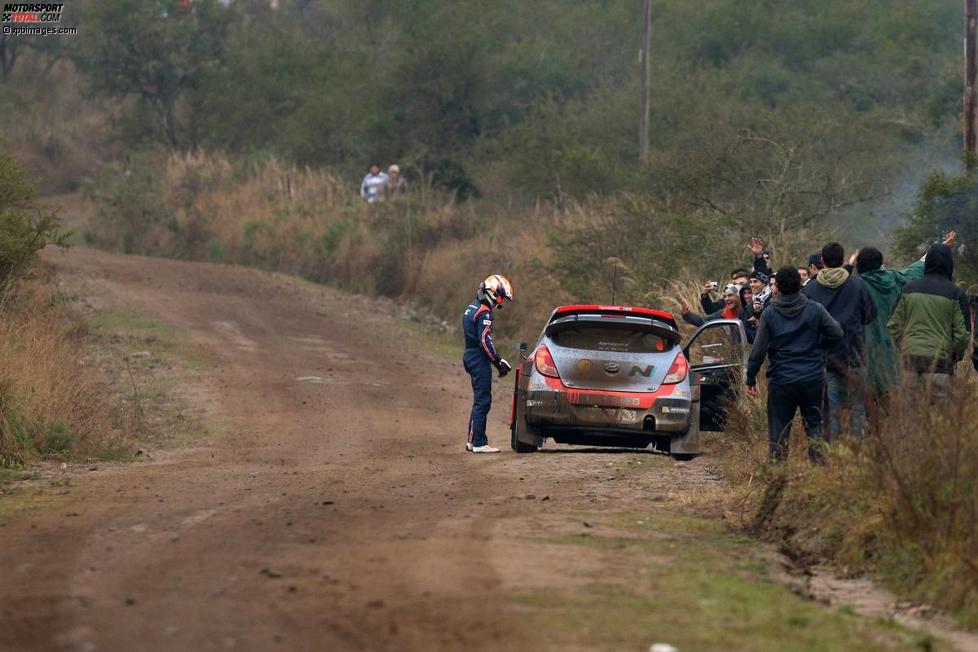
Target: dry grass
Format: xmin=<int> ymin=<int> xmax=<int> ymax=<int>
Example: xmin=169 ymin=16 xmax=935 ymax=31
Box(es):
xmin=718 ymin=372 xmax=978 ymax=626
xmin=0 ymin=284 xmax=119 ymax=462
xmin=83 ymin=150 xmax=738 ymax=347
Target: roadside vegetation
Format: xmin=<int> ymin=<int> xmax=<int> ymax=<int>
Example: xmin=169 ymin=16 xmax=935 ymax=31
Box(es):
xmin=4 ymin=0 xmax=978 ymax=637
xmin=715 ymin=374 xmax=978 ymax=628
xmin=0 ymin=147 xmax=209 ymax=473
xmin=0 ymin=147 xmax=113 ymax=465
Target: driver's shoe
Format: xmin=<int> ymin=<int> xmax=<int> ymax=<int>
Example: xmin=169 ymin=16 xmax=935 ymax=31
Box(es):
xmin=471 ymin=444 xmax=500 ymax=453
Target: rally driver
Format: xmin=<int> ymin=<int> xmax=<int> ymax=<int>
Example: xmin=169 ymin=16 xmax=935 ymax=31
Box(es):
xmin=462 ymin=275 xmax=514 ymax=453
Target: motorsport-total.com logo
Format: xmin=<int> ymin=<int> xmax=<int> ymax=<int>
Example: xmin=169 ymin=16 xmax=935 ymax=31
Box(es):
xmin=2 ymin=2 xmax=77 ymax=35
xmin=2 ymin=3 xmax=64 ymax=23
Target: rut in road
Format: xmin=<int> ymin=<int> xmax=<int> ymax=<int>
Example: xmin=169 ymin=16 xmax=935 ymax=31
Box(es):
xmin=0 ymin=249 xmax=740 ymax=651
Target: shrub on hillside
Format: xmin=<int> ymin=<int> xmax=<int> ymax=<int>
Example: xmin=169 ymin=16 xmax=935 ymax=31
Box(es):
xmin=0 ymin=148 xmax=67 ymax=292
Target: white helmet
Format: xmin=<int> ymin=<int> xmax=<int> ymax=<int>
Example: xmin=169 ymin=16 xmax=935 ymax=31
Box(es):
xmin=479 ymin=274 xmax=514 ymax=308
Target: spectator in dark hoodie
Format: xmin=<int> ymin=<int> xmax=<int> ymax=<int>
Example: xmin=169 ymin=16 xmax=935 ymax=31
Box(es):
xmin=747 ymin=267 xmax=843 ymax=461
xmin=887 ymin=243 xmax=971 ymax=396
xmin=803 ymin=242 xmax=876 ymax=437
xmin=855 ymin=232 xmax=957 ymax=400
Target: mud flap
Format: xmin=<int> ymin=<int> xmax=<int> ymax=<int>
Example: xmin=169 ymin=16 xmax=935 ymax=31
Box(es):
xmin=668 ymin=402 xmax=700 ymax=455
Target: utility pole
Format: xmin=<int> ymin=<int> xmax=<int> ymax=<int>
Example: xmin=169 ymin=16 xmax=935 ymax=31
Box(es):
xmin=639 ymin=0 xmax=652 ymax=161
xmin=966 ymin=0 xmax=977 ymax=169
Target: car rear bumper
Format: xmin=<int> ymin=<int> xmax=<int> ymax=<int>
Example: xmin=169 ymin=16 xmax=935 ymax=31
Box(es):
xmin=525 ymin=389 xmax=693 ymax=433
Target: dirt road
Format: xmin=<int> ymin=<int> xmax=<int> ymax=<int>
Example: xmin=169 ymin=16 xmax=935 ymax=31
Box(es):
xmin=0 ymin=249 xmax=936 ymax=651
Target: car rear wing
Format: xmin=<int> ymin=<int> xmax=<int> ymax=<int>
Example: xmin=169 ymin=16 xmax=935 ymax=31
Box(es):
xmin=544 ymin=313 xmax=681 ymax=345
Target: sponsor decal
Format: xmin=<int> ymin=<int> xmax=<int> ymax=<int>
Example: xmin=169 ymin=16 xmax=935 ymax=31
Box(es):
xmin=576 ymin=358 xmax=593 ymax=373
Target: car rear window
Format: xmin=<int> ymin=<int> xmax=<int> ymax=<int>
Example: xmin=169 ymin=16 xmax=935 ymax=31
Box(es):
xmin=551 ymin=326 xmax=674 ymax=353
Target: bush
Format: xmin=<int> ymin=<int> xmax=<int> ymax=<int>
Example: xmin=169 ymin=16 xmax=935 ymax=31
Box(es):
xmin=0 ymin=147 xmax=67 ymax=291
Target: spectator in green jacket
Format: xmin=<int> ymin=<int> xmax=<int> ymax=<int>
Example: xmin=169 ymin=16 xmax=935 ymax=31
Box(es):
xmin=887 ymin=243 xmax=970 ymax=396
xmin=856 ymin=231 xmax=957 ymax=397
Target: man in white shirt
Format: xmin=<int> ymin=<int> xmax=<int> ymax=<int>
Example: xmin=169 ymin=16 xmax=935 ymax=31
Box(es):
xmin=360 ymin=164 xmax=389 ymax=203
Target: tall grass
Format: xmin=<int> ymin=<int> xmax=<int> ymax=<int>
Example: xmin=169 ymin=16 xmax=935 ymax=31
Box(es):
xmin=82 ymin=149 xmax=771 ymax=343
xmin=721 ymin=372 xmax=978 ymax=625
xmin=84 ymin=150 xmax=575 ymax=339
xmin=0 ymin=286 xmax=117 ymax=461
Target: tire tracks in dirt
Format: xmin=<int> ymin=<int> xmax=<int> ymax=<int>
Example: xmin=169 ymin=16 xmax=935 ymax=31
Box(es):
xmin=0 ymin=249 xmax=720 ymax=651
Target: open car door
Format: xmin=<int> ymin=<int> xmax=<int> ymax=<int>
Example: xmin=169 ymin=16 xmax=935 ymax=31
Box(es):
xmin=683 ymin=319 xmax=748 ymax=431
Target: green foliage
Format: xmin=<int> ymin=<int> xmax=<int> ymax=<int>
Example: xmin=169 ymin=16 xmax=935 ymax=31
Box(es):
xmin=42 ymin=420 xmax=77 ymax=457
xmin=66 ymin=0 xmax=962 ymax=203
xmin=0 ymin=148 xmax=67 ymax=290
xmin=893 ymin=172 xmax=978 ymax=288
xmin=320 ymin=219 xmax=357 ymax=256
xmin=75 ymin=0 xmax=230 ymax=147
xmin=82 ymin=150 xmax=171 ymax=255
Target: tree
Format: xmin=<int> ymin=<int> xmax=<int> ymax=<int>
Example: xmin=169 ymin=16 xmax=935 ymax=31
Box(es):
xmin=894 ymin=172 xmax=978 ymax=288
xmin=0 ymin=35 xmax=20 ymax=82
xmin=76 ymin=0 xmax=230 ymax=148
xmin=0 ymin=147 xmax=67 ymax=292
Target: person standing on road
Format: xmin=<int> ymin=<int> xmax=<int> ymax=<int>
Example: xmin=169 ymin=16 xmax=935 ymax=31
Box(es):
xmin=854 ymin=232 xmax=957 ymax=404
xmin=887 ymin=243 xmax=970 ymax=398
xmin=746 ymin=267 xmax=843 ymax=461
xmin=803 ymin=242 xmax=876 ymax=437
xmin=360 ymin=163 xmax=389 ymax=203
xmin=462 ymin=275 xmax=514 ymax=453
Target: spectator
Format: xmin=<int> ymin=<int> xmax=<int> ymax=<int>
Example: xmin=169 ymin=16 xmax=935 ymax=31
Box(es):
xmin=701 ymin=268 xmax=750 ymax=313
xmin=683 ymin=284 xmax=741 ymax=327
xmin=739 ymin=285 xmax=757 ymax=343
xmin=746 ymin=267 xmax=843 ymax=461
xmin=971 ymin=294 xmax=978 ymax=374
xmin=748 ymin=237 xmax=773 ymax=276
xmin=807 ymin=252 xmax=823 ymax=282
xmin=386 ymin=164 xmax=408 ymax=197
xmin=803 ymin=242 xmax=876 ymax=437
xmin=360 ymin=164 xmax=389 ymax=203
xmin=855 ymin=232 xmax=956 ymax=400
xmin=798 ymin=267 xmax=810 ymax=286
xmin=887 ymin=243 xmax=970 ymax=398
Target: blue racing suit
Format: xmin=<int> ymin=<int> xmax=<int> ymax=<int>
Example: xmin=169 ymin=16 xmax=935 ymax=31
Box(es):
xmin=462 ymin=298 xmax=502 ymax=447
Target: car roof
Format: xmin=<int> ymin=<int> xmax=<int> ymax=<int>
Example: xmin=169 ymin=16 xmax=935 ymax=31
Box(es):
xmin=549 ymin=304 xmax=677 ymax=327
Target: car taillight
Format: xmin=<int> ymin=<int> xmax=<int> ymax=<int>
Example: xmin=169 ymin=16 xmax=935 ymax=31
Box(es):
xmin=534 ymin=345 xmax=560 ymax=378
xmin=662 ymin=353 xmax=688 ymax=384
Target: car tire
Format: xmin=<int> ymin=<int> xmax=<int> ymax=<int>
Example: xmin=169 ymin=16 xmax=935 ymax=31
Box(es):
xmin=511 ymin=391 xmax=540 ymax=453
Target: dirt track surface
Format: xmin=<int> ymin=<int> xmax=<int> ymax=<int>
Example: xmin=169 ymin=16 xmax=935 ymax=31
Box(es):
xmin=0 ymin=249 xmax=723 ymax=652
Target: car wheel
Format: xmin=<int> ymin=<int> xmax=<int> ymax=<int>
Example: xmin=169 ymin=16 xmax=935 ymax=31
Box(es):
xmin=511 ymin=392 xmax=540 ymax=453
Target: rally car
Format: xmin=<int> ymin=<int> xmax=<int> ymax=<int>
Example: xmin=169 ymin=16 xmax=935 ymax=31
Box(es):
xmin=510 ymin=305 xmax=747 ymax=459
